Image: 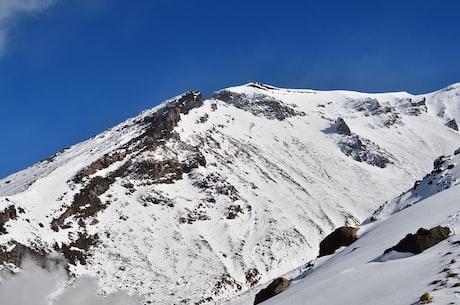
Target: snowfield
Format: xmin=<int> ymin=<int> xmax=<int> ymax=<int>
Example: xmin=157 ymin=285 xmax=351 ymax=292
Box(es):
xmin=0 ymin=82 xmax=459 ymax=304
xmin=228 ymin=183 xmax=460 ymax=305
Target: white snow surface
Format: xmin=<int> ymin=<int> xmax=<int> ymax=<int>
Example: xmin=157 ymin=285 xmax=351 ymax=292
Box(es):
xmin=0 ymin=82 xmax=459 ymax=304
xmin=225 ymin=183 xmax=460 ymax=305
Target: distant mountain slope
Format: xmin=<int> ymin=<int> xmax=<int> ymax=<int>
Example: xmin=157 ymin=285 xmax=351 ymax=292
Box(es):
xmin=0 ymin=82 xmax=459 ymax=304
xmin=367 ymin=148 xmax=460 ymax=222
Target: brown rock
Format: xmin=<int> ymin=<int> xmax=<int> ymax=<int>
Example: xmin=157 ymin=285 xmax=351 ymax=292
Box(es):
xmin=254 ymin=277 xmax=291 ymax=305
xmin=384 ymin=226 xmax=451 ymax=255
xmin=319 ymin=226 xmax=359 ymax=257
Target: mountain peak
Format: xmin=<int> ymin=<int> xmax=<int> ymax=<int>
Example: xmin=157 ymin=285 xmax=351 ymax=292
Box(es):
xmin=245 ymin=81 xmax=279 ymax=91
xmin=1 ymin=83 xmax=460 ymax=304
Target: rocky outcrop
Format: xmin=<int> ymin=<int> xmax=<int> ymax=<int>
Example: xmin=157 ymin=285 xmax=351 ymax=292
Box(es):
xmin=349 ymin=97 xmax=402 ymax=127
xmin=319 ymin=226 xmax=359 ymax=257
xmin=446 ymin=119 xmax=458 ymax=131
xmin=245 ymin=268 xmax=261 ymax=287
xmin=0 ymin=205 xmax=18 ymax=234
xmin=131 ymin=91 xmax=204 ymax=150
xmin=52 ymin=161 xmax=132 ymax=231
xmin=398 ymin=97 xmax=427 ymax=116
xmin=334 ymin=117 xmax=351 ymax=136
xmin=72 ymin=91 xmax=204 ymax=184
xmin=130 ymin=149 xmax=206 ymax=183
xmin=384 ymin=226 xmax=451 ymax=254
xmin=72 ymin=151 xmax=127 ymax=183
xmin=56 ymin=92 xmax=205 ymax=231
xmin=55 ymin=232 xmax=99 ymax=265
xmin=412 ymin=153 xmax=457 ymax=193
xmin=254 ymin=277 xmax=291 ymax=305
xmin=0 ymin=241 xmax=47 ymax=267
xmin=212 ymin=90 xmax=305 ymax=120
xmin=331 ymin=119 xmax=393 ymax=168
xmin=246 ymin=81 xmax=278 ymax=91
xmin=338 ymin=134 xmax=392 ymax=168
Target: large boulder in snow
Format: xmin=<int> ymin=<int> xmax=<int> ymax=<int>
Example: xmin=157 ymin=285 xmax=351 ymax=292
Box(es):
xmin=384 ymin=226 xmax=451 ymax=254
xmin=319 ymin=226 xmax=359 ymax=257
xmin=446 ymin=119 xmax=458 ymax=131
xmin=334 ymin=117 xmax=351 ymax=135
xmin=254 ymin=277 xmax=291 ymax=305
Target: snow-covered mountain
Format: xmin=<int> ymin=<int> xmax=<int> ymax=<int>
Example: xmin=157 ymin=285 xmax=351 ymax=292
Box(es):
xmin=0 ymin=81 xmax=459 ymax=304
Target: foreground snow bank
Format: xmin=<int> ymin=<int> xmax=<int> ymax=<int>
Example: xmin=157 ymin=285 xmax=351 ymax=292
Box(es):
xmin=261 ymin=185 xmax=460 ymax=305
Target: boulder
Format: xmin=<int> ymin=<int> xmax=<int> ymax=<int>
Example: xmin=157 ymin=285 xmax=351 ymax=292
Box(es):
xmin=420 ymin=292 xmax=432 ymax=304
xmin=254 ymin=277 xmax=291 ymax=305
xmin=446 ymin=119 xmax=458 ymax=131
xmin=335 ymin=117 xmax=351 ymax=135
xmin=384 ymin=226 xmax=451 ymax=254
xmin=319 ymin=226 xmax=359 ymax=257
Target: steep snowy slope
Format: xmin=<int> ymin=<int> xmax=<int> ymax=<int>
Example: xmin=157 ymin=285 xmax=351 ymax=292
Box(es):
xmin=223 ymin=149 xmax=460 ymax=305
xmin=0 ymin=82 xmax=459 ymax=304
xmin=231 ymin=152 xmax=460 ymax=305
xmin=368 ymin=147 xmax=460 ymax=222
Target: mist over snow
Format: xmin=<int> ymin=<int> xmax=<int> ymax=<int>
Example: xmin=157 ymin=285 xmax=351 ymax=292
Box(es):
xmin=0 ymin=258 xmax=143 ymax=305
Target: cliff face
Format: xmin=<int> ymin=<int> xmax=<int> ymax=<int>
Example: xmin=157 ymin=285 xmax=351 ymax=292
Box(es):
xmin=0 ymin=83 xmax=459 ymax=304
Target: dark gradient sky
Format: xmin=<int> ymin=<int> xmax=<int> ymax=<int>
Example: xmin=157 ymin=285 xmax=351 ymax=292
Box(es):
xmin=1 ymin=0 xmax=459 ymax=178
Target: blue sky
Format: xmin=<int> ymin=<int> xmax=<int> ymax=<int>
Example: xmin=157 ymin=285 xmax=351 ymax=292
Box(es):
xmin=1 ymin=0 xmax=459 ymax=178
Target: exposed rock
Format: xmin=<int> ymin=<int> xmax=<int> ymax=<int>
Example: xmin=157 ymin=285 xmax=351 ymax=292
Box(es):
xmin=211 ymin=273 xmax=243 ymax=298
xmin=328 ymin=117 xmax=393 ymax=168
xmin=212 ymin=90 xmax=305 ymax=120
xmin=338 ymin=135 xmax=392 ymax=168
xmin=131 ymin=91 xmax=204 ymax=151
xmin=139 ymin=191 xmax=174 ymax=207
xmin=48 ymin=93 xmax=208 ymax=274
xmin=334 ymin=117 xmax=351 ymax=136
xmin=0 ymin=205 xmax=17 ymax=234
xmin=352 ymin=98 xmax=381 ymax=113
xmin=349 ymin=97 xmax=403 ymax=127
xmin=52 ymin=161 xmax=132 ymax=231
xmin=133 ymin=158 xmax=185 ymax=182
xmin=254 ymin=277 xmax=291 ymax=305
xmin=420 ymin=292 xmax=432 ymax=304
xmin=198 ymin=113 xmax=209 ymax=123
xmin=130 ymin=148 xmax=206 ymax=183
xmin=384 ymin=226 xmax=451 ymax=254
xmin=319 ymin=226 xmax=359 ymax=257
xmin=433 ymin=155 xmax=448 ymax=170
xmin=73 ymin=151 xmax=127 ymax=183
xmin=179 ymin=208 xmax=210 ymax=224
xmin=245 ymin=268 xmax=261 ymax=287
xmin=246 ymin=81 xmax=278 ymax=91
xmin=398 ymin=97 xmax=427 ymax=116
xmin=72 ymin=91 xmax=204 ymax=183
xmin=226 ymin=204 xmax=243 ymax=220
xmin=446 ymin=119 xmax=458 ymax=131
xmin=55 ymin=232 xmax=99 ymax=265
xmin=415 ymin=153 xmax=457 ymax=192
xmin=0 ymin=241 xmax=47 ymax=267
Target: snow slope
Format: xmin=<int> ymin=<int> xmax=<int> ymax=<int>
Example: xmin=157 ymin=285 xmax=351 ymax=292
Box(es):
xmin=0 ymin=82 xmax=459 ymax=304
xmin=249 ymin=180 xmax=460 ymax=305
xmin=224 ymin=150 xmax=460 ymax=305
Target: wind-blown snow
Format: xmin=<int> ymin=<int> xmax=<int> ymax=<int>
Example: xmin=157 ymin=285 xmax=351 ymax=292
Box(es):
xmin=0 ymin=258 xmax=142 ymax=305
